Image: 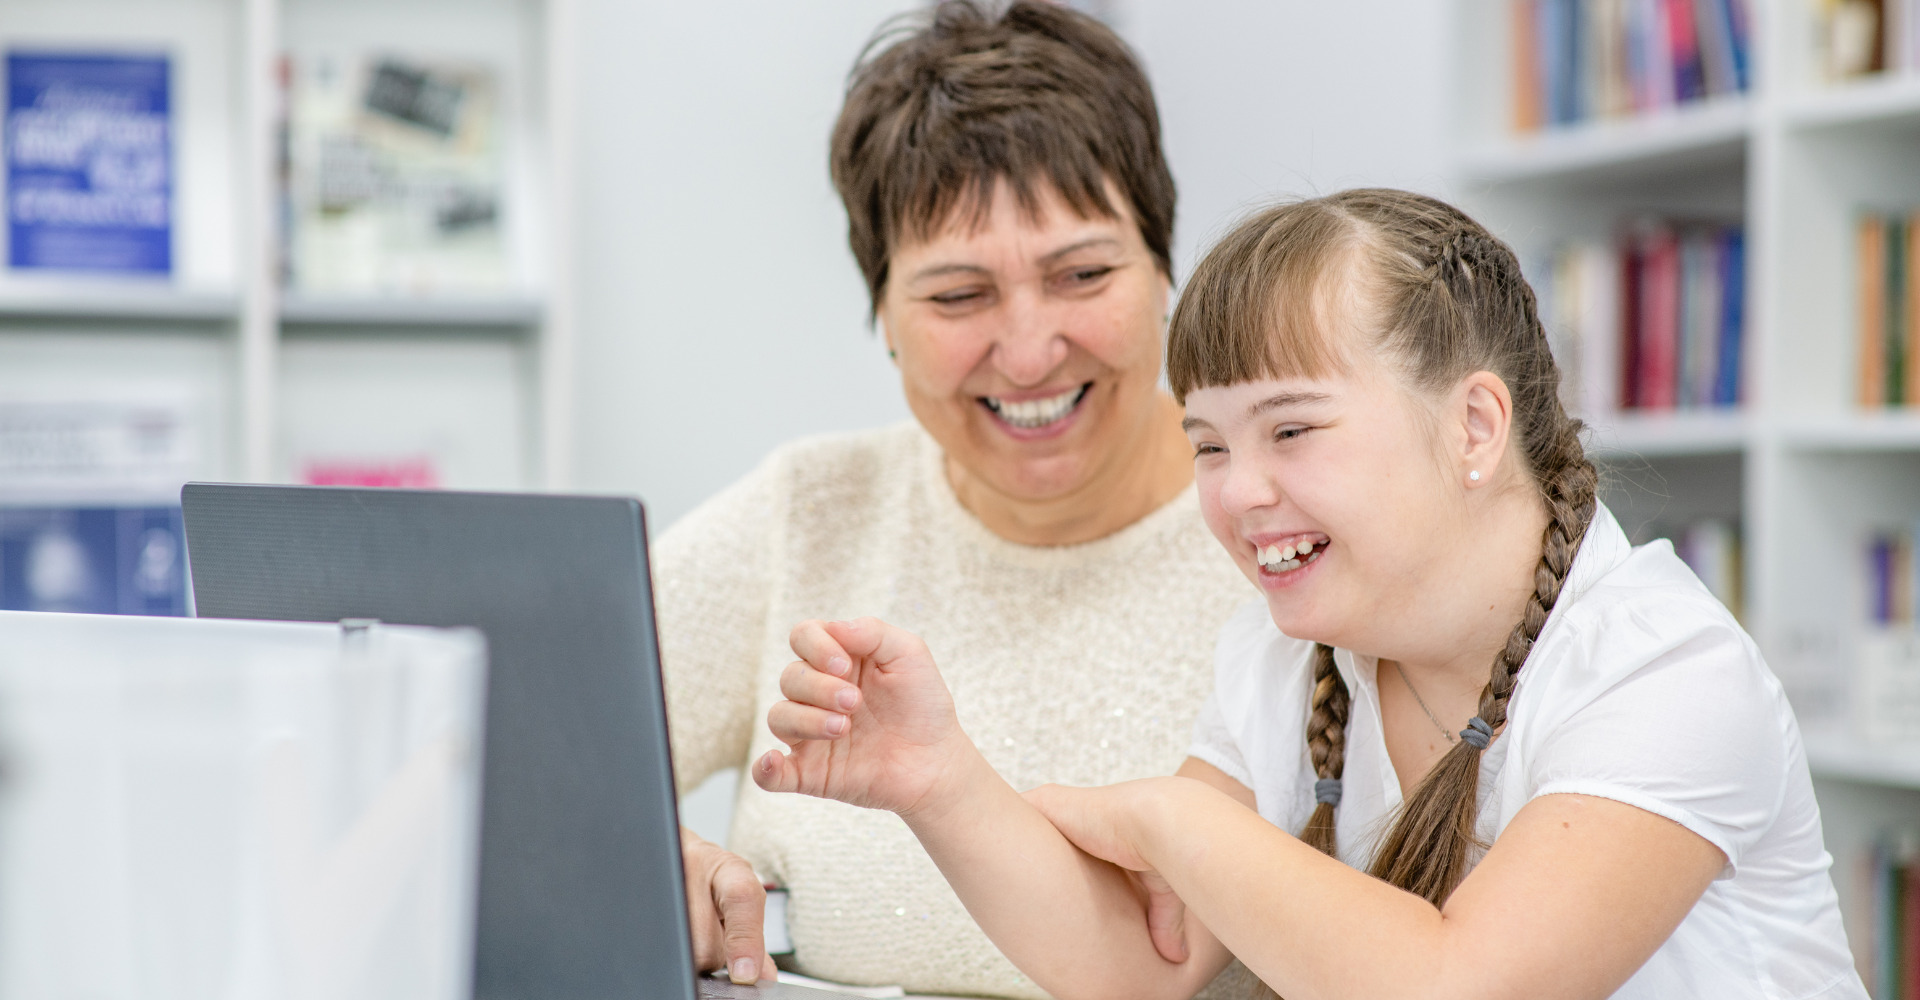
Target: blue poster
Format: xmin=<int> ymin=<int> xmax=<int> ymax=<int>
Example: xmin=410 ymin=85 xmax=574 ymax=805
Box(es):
xmin=6 ymin=52 xmax=172 ymax=275
xmin=0 ymin=506 xmax=188 ymax=616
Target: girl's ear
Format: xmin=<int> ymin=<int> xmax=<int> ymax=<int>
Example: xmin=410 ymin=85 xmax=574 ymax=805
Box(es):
xmin=1459 ymin=370 xmax=1515 ymax=488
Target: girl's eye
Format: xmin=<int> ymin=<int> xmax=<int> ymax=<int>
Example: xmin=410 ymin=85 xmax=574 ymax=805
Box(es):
xmin=1276 ymin=426 xmax=1310 ymax=442
xmin=1192 ymin=443 xmax=1224 ymax=457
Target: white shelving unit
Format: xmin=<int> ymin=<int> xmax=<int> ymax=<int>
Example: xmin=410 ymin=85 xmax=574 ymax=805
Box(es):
xmin=0 ymin=0 xmax=576 ymax=492
xmin=1453 ymin=0 xmax=1920 ymax=967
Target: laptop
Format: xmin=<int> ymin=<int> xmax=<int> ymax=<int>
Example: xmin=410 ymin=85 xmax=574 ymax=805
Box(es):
xmin=181 ymin=483 xmax=862 ymax=1000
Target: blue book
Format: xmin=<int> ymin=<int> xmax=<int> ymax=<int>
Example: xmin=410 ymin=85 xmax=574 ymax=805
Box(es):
xmin=1715 ymin=225 xmax=1745 ymax=406
xmin=6 ymin=51 xmax=172 ymax=275
xmin=0 ymin=506 xmax=188 ymax=616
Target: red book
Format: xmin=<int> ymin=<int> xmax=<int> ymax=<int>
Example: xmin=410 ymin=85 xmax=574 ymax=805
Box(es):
xmin=1904 ymin=860 xmax=1920 ymax=999
xmin=1620 ymin=236 xmax=1643 ymax=409
xmin=1638 ymin=226 xmax=1682 ymax=409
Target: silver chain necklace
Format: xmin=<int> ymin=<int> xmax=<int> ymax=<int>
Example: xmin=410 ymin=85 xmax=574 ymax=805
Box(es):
xmin=1389 ymin=660 xmax=1457 ymax=745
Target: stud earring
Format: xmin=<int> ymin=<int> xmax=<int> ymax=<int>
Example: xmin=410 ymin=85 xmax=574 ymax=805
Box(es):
xmin=1469 ymin=470 xmax=1481 ymax=482
xmin=888 ymin=349 xmax=897 ymax=361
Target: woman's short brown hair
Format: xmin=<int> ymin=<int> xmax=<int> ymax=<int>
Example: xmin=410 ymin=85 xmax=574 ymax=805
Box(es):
xmin=830 ymin=0 xmax=1176 ymax=312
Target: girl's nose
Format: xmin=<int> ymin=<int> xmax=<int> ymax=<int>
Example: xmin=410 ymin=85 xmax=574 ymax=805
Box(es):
xmin=1217 ymin=456 xmax=1282 ymax=516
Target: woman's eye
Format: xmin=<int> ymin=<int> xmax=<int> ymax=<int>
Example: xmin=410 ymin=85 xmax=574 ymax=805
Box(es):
xmin=1058 ymin=266 xmax=1114 ymax=287
xmin=930 ymin=289 xmax=985 ymax=305
xmin=1276 ymin=426 xmax=1310 ymax=442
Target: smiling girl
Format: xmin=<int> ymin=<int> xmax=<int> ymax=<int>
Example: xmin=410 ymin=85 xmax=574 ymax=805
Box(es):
xmin=754 ymin=190 xmax=1865 ymax=999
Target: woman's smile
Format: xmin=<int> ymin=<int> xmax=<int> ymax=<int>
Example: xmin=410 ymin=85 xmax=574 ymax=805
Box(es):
xmin=978 ymin=382 xmax=1094 ymax=438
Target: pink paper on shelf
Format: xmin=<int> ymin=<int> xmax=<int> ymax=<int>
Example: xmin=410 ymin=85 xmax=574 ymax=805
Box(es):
xmin=301 ymin=456 xmax=440 ymax=489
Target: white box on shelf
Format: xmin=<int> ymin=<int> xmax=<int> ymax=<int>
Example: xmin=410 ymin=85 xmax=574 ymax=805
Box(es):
xmin=1857 ymin=626 xmax=1920 ymax=744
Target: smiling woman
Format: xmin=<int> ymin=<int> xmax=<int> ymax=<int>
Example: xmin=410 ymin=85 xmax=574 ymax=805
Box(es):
xmin=647 ymin=3 xmax=1254 ymax=998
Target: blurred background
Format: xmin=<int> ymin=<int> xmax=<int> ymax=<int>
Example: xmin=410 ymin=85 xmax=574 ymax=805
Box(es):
xmin=6 ymin=0 xmax=1920 ymax=984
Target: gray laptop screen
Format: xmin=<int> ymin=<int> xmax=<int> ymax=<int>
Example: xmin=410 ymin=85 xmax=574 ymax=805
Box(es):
xmin=181 ymin=483 xmax=694 ymax=1000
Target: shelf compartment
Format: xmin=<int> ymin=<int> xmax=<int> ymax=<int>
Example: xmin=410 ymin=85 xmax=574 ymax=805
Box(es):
xmin=278 ymin=295 xmax=545 ymax=328
xmin=1805 ymin=730 xmax=1920 ymax=789
xmin=1779 ymin=413 xmax=1920 ymax=451
xmin=0 ymin=286 xmax=239 ymax=323
xmin=1584 ymin=410 xmax=1748 ymax=458
xmin=1783 ymin=74 xmax=1920 ymax=132
xmin=1457 ymin=97 xmax=1750 ymax=185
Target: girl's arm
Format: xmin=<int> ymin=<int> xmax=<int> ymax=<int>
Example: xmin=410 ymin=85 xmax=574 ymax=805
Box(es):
xmin=753 ymin=618 xmax=1235 ymax=1000
xmin=1033 ymin=777 xmax=1727 ymax=1000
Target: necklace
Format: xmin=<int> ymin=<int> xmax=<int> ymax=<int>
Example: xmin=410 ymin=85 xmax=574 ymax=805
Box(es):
xmin=1389 ymin=661 xmax=1456 ymax=745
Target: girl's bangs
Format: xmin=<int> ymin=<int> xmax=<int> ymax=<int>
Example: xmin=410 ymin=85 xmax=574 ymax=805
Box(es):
xmin=1166 ymin=203 xmax=1360 ymax=403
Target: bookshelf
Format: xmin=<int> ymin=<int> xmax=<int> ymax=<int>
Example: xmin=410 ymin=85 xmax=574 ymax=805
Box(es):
xmin=0 ymin=0 xmax=576 ymax=496
xmin=1455 ymin=0 xmax=1920 ymax=979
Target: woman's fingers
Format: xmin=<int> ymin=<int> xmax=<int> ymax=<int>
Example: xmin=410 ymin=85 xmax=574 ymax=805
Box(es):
xmin=752 ymin=747 xmax=800 ymax=794
xmin=778 ymin=659 xmax=861 ymax=713
xmin=823 ymin=617 xmax=930 ymax=671
xmin=768 ymin=699 xmax=852 ymax=744
xmin=788 ymin=619 xmax=854 ymax=676
xmin=1138 ymin=869 xmax=1191 ymax=964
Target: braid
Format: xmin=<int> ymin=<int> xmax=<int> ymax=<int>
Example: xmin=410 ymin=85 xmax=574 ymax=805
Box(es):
xmin=1299 ymin=643 xmax=1348 ymax=857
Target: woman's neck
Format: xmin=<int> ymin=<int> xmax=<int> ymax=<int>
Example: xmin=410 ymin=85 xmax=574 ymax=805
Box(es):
xmin=945 ymin=393 xmax=1194 ymax=547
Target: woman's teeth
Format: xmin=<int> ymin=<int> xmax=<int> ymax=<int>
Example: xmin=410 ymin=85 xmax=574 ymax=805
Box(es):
xmin=984 ymin=384 xmax=1088 ymax=429
xmin=1257 ymin=539 xmax=1321 ymax=573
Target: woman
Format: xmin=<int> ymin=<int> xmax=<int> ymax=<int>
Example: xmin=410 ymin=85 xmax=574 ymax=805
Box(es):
xmin=657 ymin=3 xmax=1253 ymax=996
xmin=758 ymin=190 xmax=1861 ymax=999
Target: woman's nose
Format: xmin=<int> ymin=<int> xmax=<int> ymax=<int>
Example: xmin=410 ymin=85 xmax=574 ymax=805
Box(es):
xmin=989 ymin=292 xmax=1070 ymax=386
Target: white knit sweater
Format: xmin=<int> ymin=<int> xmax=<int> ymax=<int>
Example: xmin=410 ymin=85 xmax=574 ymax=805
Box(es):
xmin=655 ymin=422 xmax=1257 ymax=1000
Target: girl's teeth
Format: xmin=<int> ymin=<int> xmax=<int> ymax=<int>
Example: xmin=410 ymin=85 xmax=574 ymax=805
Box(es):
xmin=1281 ymin=545 xmax=1296 ymax=561
xmin=1298 ymin=540 xmax=1314 ymax=554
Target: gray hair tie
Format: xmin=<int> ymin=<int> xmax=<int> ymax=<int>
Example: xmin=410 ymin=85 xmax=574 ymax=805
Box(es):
xmin=1459 ymin=716 xmax=1494 ymax=750
xmin=1313 ymin=777 xmax=1343 ymax=806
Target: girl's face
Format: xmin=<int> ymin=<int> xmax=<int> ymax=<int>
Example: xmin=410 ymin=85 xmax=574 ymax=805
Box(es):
xmin=876 ymin=178 xmax=1170 ymax=502
xmin=1182 ymin=357 xmax=1471 ymax=654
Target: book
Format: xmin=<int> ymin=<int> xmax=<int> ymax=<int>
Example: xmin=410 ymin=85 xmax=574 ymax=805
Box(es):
xmin=1510 ymin=0 xmax=1749 ymax=131
xmin=5 ymin=51 xmax=172 ymax=275
xmin=1862 ymin=214 xmax=1890 ymax=407
xmin=1716 ymin=226 xmax=1745 ymax=406
xmin=286 ymin=53 xmax=510 ymax=295
xmin=0 ymin=505 xmax=187 ymax=616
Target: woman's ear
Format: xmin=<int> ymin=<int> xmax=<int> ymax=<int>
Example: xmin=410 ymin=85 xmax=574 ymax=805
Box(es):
xmin=1459 ymin=371 xmax=1515 ymax=488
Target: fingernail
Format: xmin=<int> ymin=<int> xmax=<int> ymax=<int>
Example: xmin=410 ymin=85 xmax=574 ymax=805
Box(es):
xmin=825 ymin=715 xmax=847 ymax=736
xmin=759 ymin=750 xmax=779 ymax=772
xmin=730 ymin=957 xmax=757 ymax=983
xmin=835 ymin=687 xmax=859 ymax=711
xmin=825 ymin=656 xmax=850 ymax=676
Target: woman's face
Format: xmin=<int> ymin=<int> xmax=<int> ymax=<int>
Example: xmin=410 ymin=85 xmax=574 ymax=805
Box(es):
xmin=876 ymin=178 xmax=1170 ymax=502
xmin=1181 ymin=356 xmax=1470 ymax=654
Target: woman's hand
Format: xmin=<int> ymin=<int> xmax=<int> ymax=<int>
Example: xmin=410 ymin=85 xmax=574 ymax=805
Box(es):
xmin=754 ymin=618 xmax=979 ymax=819
xmin=679 ymin=826 xmax=777 ymax=984
xmin=1025 ymin=779 xmax=1197 ymax=965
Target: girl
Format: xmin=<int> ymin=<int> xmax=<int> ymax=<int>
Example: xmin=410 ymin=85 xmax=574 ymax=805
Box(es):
xmin=751 ymin=190 xmax=1864 ymax=999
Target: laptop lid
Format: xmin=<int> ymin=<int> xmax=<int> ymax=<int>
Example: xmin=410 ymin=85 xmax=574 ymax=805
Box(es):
xmin=181 ymin=483 xmax=696 ymax=1000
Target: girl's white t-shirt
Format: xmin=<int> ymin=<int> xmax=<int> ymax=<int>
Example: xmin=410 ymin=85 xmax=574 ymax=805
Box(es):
xmin=1188 ymin=502 xmax=1865 ymax=999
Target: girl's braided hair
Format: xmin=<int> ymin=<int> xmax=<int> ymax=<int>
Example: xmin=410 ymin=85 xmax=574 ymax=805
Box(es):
xmin=1166 ymin=190 xmax=1597 ymax=991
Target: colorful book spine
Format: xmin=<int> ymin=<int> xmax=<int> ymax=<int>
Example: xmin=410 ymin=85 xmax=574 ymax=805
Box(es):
xmin=1541 ymin=221 xmax=1744 ymax=414
xmin=1511 ymin=0 xmax=1751 ymax=131
xmin=1857 ymin=209 xmax=1920 ymax=409
xmin=1867 ymin=526 xmax=1920 ymax=627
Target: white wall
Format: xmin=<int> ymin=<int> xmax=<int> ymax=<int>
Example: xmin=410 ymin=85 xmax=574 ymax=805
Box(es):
xmin=568 ymin=0 xmax=918 ymax=530
xmin=567 ymin=0 xmax=1453 ymax=533
xmin=564 ymin=0 xmax=1454 ymax=840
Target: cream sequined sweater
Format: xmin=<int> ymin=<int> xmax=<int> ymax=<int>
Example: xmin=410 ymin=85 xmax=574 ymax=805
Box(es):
xmin=655 ymin=422 xmax=1257 ymax=1000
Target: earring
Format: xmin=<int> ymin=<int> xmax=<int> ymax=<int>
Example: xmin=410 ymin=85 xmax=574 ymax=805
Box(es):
xmin=1469 ymin=470 xmax=1481 ymax=482
xmin=888 ymin=349 xmax=897 ymax=361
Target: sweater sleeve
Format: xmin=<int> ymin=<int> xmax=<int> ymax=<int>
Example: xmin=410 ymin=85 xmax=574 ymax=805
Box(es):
xmin=653 ymin=452 xmax=785 ymax=793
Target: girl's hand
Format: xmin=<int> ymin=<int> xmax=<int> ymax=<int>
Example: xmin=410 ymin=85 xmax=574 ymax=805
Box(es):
xmin=1026 ymin=780 xmax=1195 ymax=965
xmin=754 ymin=618 xmax=977 ymax=818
